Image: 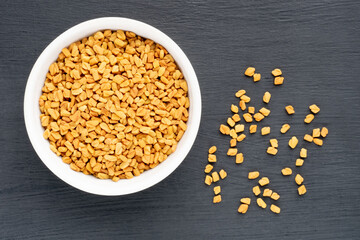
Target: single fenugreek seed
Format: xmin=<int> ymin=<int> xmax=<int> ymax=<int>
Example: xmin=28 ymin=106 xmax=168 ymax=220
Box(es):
xmin=253 ymin=186 xmax=261 ymax=196
xmin=270 ymin=139 xmax=278 ymax=148
xmin=295 ymin=174 xmax=304 ymax=185
xmin=259 ymin=107 xmax=271 ymax=116
xmin=208 ymin=154 xmax=217 ymax=163
xmin=285 ymin=105 xmax=295 ymax=115
xmin=243 ymin=113 xmax=253 ymax=122
xmin=321 ymin=127 xmax=328 ymax=137
xmin=231 ymin=104 xmax=239 ymax=113
xmin=240 ymin=198 xmax=251 ymax=205
xmin=205 ymin=175 xmax=212 ymax=185
xmin=263 ymin=91 xmax=271 ymax=103
xmin=227 ymin=117 xmax=235 ymax=127
xmin=236 ymin=153 xmax=244 ymax=164
xmin=232 ymin=114 xmax=241 ymax=122
xmin=237 ymin=134 xmax=246 ymax=142
xmin=220 ymin=124 xmax=231 ymax=135
xmin=267 ymin=147 xmax=278 ymax=155
xmin=238 ymin=204 xmax=249 ymax=214
xmin=298 ymin=185 xmax=307 ymax=195
xmin=313 ymin=138 xmax=323 ymax=146
xmin=248 ymin=106 xmax=255 ymax=114
xmin=241 ymin=95 xmax=251 ymax=103
xmin=219 ymin=169 xmax=227 ymax=179
xmin=227 ymin=148 xmax=238 ymax=156
xmin=272 ymin=68 xmax=282 ymax=76
xmin=230 ymin=138 xmax=237 ymax=147
xmin=239 ymin=100 xmax=246 ymax=111
xmin=289 ymin=136 xmax=299 ymax=149
xmin=261 ymin=127 xmax=271 ymax=136
xmin=304 ymin=114 xmax=315 ymax=123
xmin=281 ymin=167 xmax=292 ymax=176
xmin=281 ymin=124 xmax=291 ymax=134
xmin=274 ymin=76 xmax=284 ymax=85
xmin=296 ymin=158 xmax=304 ymax=167
xmin=253 ymin=73 xmax=261 ymax=82
xmin=248 ymin=171 xmax=259 ymax=179
xmin=257 ymin=198 xmax=267 ymax=209
xmin=304 ymin=134 xmax=313 ymax=142
xmin=235 ymin=89 xmax=246 ymax=98
xmin=204 ymin=164 xmax=213 ymax=173
xmin=214 ymin=186 xmax=221 ymax=195
xmin=209 ymin=146 xmax=217 ymax=154
xmin=235 ymin=124 xmax=245 ymax=133
xmin=263 ymin=188 xmax=273 ymax=197
xmin=270 ymin=204 xmax=281 ymax=214
xmin=309 ymin=104 xmax=320 ymax=114
xmin=230 ymin=129 xmax=238 ymax=139
xmin=259 ymin=177 xmax=270 ymax=186
xmin=212 ymin=172 xmax=220 ymax=182
xmin=245 ymin=67 xmax=255 ymax=77
xmin=254 ymin=113 xmax=265 ymax=122
xmin=312 ymin=128 xmax=321 ymax=138
xmin=271 ymin=192 xmax=280 ymax=200
xmin=213 ymin=195 xmax=222 ymax=203
xmin=249 ymin=124 xmax=257 ymax=134
xmin=300 ymin=148 xmax=307 ymax=158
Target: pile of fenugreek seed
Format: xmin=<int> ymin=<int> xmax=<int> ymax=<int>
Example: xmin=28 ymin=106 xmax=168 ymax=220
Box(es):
xmin=39 ymin=30 xmax=189 ymax=181
xmin=205 ymin=67 xmax=328 ymax=214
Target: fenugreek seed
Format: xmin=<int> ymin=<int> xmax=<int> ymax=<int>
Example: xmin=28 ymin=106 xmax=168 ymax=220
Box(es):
xmin=249 ymin=124 xmax=257 ymax=134
xmin=235 ymin=89 xmax=246 ymax=98
xmin=219 ymin=169 xmax=227 ymax=179
xmin=257 ymin=198 xmax=267 ymax=209
xmin=231 ymin=104 xmax=239 ymax=113
xmin=213 ymin=195 xmax=222 ymax=203
xmin=270 ymin=204 xmax=281 ymax=214
xmin=236 ymin=153 xmax=244 ymax=164
xmin=239 ymin=100 xmax=246 ymax=111
xmin=240 ymin=95 xmax=251 ymax=103
xmin=271 ymin=68 xmax=282 ymax=76
xmin=304 ymin=114 xmax=314 ymax=124
xmin=220 ymin=124 xmax=230 ymax=135
xmin=259 ymin=107 xmax=270 ymax=116
xmin=296 ymin=159 xmax=304 ymax=167
xmin=270 ymin=139 xmax=278 ymax=148
xmin=280 ymin=124 xmax=290 ymax=134
xmin=312 ymin=128 xmax=321 ymax=138
xmin=238 ymin=204 xmax=249 ymax=214
xmin=227 ymin=148 xmax=238 ymax=156
xmin=261 ymin=127 xmax=271 ymax=136
xmin=298 ymin=185 xmax=307 ymax=195
xmin=248 ymin=106 xmax=255 ymax=114
xmin=205 ymin=175 xmax=212 ymax=185
xmin=281 ymin=167 xmax=292 ymax=176
xmin=304 ymin=134 xmax=313 ymax=142
xmin=267 ymin=147 xmax=278 ymax=155
xmin=295 ymin=174 xmax=304 ymax=185
xmin=240 ymin=198 xmax=251 ymax=205
xmin=274 ymin=76 xmax=284 ymax=85
xmin=236 ymin=134 xmax=246 ymax=142
xmin=254 ymin=113 xmax=264 ymax=122
xmin=300 ymin=148 xmax=307 ymax=158
xmin=253 ymin=73 xmax=261 ymax=82
xmin=248 ymin=171 xmax=259 ymax=179
xmin=309 ymin=104 xmax=320 ymax=114
xmin=209 ymin=146 xmax=217 ymax=154
xmin=230 ymin=129 xmax=238 ymax=139
xmin=263 ymin=91 xmax=271 ymax=103
xmin=263 ymin=188 xmax=273 ymax=197
xmin=285 ymin=105 xmax=295 ymax=115
xmin=208 ymin=154 xmax=217 ymax=163
xmin=214 ymin=186 xmax=221 ymax=195
xmin=321 ymin=127 xmax=328 ymax=138
xmin=204 ymin=164 xmax=213 ymax=173
xmin=288 ymin=136 xmax=299 ymax=149
xmin=253 ymin=186 xmax=261 ymax=196
xmin=230 ymin=138 xmax=237 ymax=147
xmin=313 ymin=138 xmax=323 ymax=146
xmin=271 ymin=192 xmax=280 ymax=200
xmin=227 ymin=117 xmax=235 ymax=127
xmin=245 ymin=67 xmax=255 ymax=77
xmin=235 ymin=124 xmax=245 ymax=133
xmin=259 ymin=177 xmax=270 ymax=186
xmin=232 ymin=114 xmax=241 ymax=122
xmin=212 ymin=172 xmax=220 ymax=182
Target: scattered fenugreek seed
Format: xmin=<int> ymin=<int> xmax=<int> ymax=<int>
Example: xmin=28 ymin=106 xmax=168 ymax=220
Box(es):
xmin=289 ymin=136 xmax=299 ymax=149
xmin=304 ymin=114 xmax=315 ymax=123
xmin=270 ymin=204 xmax=281 ymax=214
xmin=208 ymin=154 xmax=217 ymax=163
xmin=295 ymin=174 xmax=304 ymax=185
xmin=263 ymin=91 xmax=271 ymax=103
xmin=231 ymin=104 xmax=239 ymax=113
xmin=236 ymin=153 xmax=244 ymax=164
xmin=219 ymin=169 xmax=227 ymax=179
xmin=245 ymin=67 xmax=255 ymax=77
xmin=285 ymin=105 xmax=295 ymax=115
xmin=235 ymin=89 xmax=246 ymax=98
xmin=227 ymin=148 xmax=238 ymax=156
xmin=259 ymin=177 xmax=270 ymax=186
xmin=213 ymin=195 xmax=222 ymax=203
xmin=243 ymin=113 xmax=253 ymax=122
xmin=271 ymin=68 xmax=282 ymax=76
xmin=253 ymin=186 xmax=261 ymax=196
xmin=249 ymin=124 xmax=257 ymax=134
xmin=271 ymin=192 xmax=280 ymax=200
xmin=214 ymin=186 xmax=221 ymax=195
xmin=281 ymin=124 xmax=291 ymax=134
xmin=263 ymin=188 xmax=273 ymax=197
xmin=261 ymin=127 xmax=271 ymax=136
xmin=238 ymin=204 xmax=249 ymax=214
xmin=274 ymin=76 xmax=284 ymax=85
xmin=309 ymin=104 xmax=320 ymax=114
xmin=259 ymin=107 xmax=271 ymax=116
xmin=300 ymin=148 xmax=307 ymax=158
xmin=298 ymin=185 xmax=307 ymax=195
xmin=312 ymin=128 xmax=321 ymax=138
xmin=267 ymin=147 xmax=278 ymax=155
xmin=253 ymin=73 xmax=261 ymax=82
xmin=212 ymin=172 xmax=220 ymax=182
xmin=270 ymin=139 xmax=278 ymax=148
xmin=209 ymin=146 xmax=217 ymax=154
xmin=281 ymin=167 xmax=292 ymax=176
xmin=204 ymin=164 xmax=213 ymax=173
xmin=304 ymin=134 xmax=313 ymax=142
xmin=257 ymin=198 xmax=267 ymax=209
xmin=248 ymin=171 xmax=259 ymax=179
xmin=241 ymin=198 xmax=251 ymax=205
xmin=205 ymin=175 xmax=212 ymax=185
xmin=296 ymin=159 xmax=304 ymax=167
xmin=321 ymin=127 xmax=328 ymax=137
xmin=313 ymin=138 xmax=323 ymax=146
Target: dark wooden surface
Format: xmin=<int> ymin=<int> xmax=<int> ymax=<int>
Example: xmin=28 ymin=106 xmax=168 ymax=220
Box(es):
xmin=1 ymin=0 xmax=359 ymax=239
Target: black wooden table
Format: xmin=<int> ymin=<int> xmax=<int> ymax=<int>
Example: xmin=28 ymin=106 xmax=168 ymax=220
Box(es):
xmin=1 ymin=1 xmax=359 ymax=239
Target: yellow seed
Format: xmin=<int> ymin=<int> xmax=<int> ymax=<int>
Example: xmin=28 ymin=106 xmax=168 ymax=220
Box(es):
xmin=263 ymin=188 xmax=273 ymax=197
xmin=271 ymin=192 xmax=280 ymax=200
xmin=239 ymin=100 xmax=246 ymax=111
xmin=240 ymin=198 xmax=251 ymax=205
xmin=231 ymin=104 xmax=239 ymax=113
xmin=227 ymin=148 xmax=238 ymax=156
xmin=232 ymin=114 xmax=241 ymax=122
xmin=214 ymin=186 xmax=221 ymax=195
xmin=253 ymin=186 xmax=261 ymax=196
xmin=208 ymin=154 xmax=217 ymax=163
xmin=248 ymin=106 xmax=255 ymax=114
xmin=220 ymin=124 xmax=230 ymax=135
xmin=274 ymin=76 xmax=284 ymax=85
xmin=236 ymin=134 xmax=246 ymax=142
xmin=230 ymin=138 xmax=237 ymax=147
xmin=309 ymin=104 xmax=320 ymax=114
xmin=300 ymin=148 xmax=307 ymax=158
xmin=205 ymin=175 xmax=212 ymax=185
xmin=285 ymin=105 xmax=295 ymax=115
xmin=259 ymin=107 xmax=270 ymax=116
xmin=267 ymin=147 xmax=278 ymax=155
xmin=270 ymin=204 xmax=281 ymax=214
xmin=248 ymin=171 xmax=259 ymax=179
xmin=280 ymin=124 xmax=290 ymax=134
xmin=257 ymin=198 xmax=267 ymax=209
xmin=259 ymin=177 xmax=270 ymax=186
xmin=296 ymin=158 xmax=304 ymax=167
xmin=261 ymin=127 xmax=271 ymax=136
xmin=245 ymin=67 xmax=255 ymax=76
xmin=304 ymin=114 xmax=314 ymax=123
xmin=271 ymin=68 xmax=282 ymax=76
xmin=240 ymin=95 xmax=251 ymax=103
xmin=263 ymin=91 xmax=271 ymax=103
xmin=243 ymin=113 xmax=253 ymax=123
xmin=312 ymin=128 xmax=321 ymax=138
xmin=270 ymin=139 xmax=278 ymax=148
xmin=254 ymin=113 xmax=265 ymax=122
xmin=227 ymin=117 xmax=235 ymax=127
xmin=212 ymin=172 xmax=220 ymax=182
xmin=230 ymin=129 xmax=238 ymax=139
xmin=249 ymin=124 xmax=257 ymax=134
xmin=298 ymin=185 xmax=307 ymax=195
xmin=281 ymin=167 xmax=292 ymax=176
xmin=235 ymin=89 xmax=246 ymax=98
xmin=238 ymin=204 xmax=249 ymax=214
xmin=219 ymin=169 xmax=227 ymax=179
xmin=204 ymin=164 xmax=213 ymax=173
xmin=313 ymin=138 xmax=323 ymax=146
xmin=295 ymin=174 xmax=304 ymax=185
xmin=253 ymin=73 xmax=261 ymax=82
xmin=235 ymin=124 xmax=245 ymax=133
xmin=213 ymin=195 xmax=222 ymax=203
xmin=288 ymin=136 xmax=298 ymax=149
xmin=304 ymin=134 xmax=313 ymax=142
xmin=236 ymin=153 xmax=244 ymax=164
xmin=209 ymin=146 xmax=217 ymax=154
xmin=321 ymin=127 xmax=328 ymax=138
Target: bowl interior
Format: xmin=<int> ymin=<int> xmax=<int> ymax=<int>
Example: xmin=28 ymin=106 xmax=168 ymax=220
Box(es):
xmin=24 ymin=17 xmax=201 ymax=196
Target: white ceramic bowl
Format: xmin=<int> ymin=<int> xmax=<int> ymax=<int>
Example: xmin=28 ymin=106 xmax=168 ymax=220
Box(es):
xmin=24 ymin=17 xmax=201 ymax=196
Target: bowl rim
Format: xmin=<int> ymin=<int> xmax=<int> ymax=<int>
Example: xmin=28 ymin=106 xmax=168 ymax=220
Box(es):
xmin=24 ymin=17 xmax=201 ymax=196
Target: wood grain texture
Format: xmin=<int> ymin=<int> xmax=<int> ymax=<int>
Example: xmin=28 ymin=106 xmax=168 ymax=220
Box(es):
xmin=0 ymin=0 xmax=359 ymax=239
